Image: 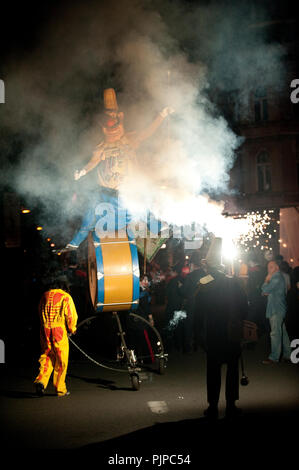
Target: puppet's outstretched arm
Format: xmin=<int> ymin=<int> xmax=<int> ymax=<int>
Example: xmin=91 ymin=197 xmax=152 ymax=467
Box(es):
xmin=74 ymin=143 xmax=104 ymax=180
xmin=133 ymin=107 xmax=174 ymax=147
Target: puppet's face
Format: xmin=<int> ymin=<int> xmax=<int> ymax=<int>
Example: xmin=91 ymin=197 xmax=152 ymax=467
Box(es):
xmin=102 ymin=110 xmax=124 ymax=142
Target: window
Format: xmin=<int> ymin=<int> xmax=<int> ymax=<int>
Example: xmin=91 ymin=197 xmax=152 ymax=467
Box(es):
xmin=254 ymin=87 xmax=268 ymax=122
xmin=257 ymin=151 xmax=271 ymax=192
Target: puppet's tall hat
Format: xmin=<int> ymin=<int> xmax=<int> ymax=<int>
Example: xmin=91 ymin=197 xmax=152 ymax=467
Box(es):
xmin=103 ymin=88 xmax=118 ymax=111
xmin=206 ymin=237 xmax=222 ymax=268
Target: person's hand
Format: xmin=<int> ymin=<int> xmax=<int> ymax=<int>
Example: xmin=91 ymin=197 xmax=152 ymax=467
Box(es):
xmin=160 ymin=106 xmax=175 ymax=118
xmin=74 ymin=169 xmax=86 ymax=180
xmin=265 ymin=273 xmax=272 ymax=283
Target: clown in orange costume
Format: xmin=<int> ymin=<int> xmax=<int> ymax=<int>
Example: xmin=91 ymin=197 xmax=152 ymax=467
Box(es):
xmin=34 ymin=281 xmax=78 ymax=397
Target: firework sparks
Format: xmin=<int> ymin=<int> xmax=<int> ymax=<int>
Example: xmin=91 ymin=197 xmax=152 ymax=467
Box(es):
xmin=219 ymin=209 xmax=277 ymax=260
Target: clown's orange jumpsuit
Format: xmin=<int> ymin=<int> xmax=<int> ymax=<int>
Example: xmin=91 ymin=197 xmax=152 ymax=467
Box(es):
xmin=34 ymin=289 xmax=78 ymax=395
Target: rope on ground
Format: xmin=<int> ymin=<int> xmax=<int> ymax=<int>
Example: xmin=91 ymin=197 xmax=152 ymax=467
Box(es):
xmin=68 ymin=335 xmax=128 ymax=373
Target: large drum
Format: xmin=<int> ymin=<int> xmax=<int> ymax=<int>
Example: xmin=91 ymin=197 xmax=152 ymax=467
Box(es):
xmin=88 ymin=231 xmax=140 ymax=312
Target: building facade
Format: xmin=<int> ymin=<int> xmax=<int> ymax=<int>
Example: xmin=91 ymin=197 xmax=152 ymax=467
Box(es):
xmin=223 ymin=13 xmax=299 ymax=265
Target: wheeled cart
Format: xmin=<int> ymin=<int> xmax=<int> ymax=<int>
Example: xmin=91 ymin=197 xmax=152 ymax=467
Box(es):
xmin=69 ymin=230 xmax=167 ymax=390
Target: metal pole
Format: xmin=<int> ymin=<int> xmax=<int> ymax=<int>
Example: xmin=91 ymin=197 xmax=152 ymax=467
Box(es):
xmin=144 ymin=237 xmax=147 ymax=275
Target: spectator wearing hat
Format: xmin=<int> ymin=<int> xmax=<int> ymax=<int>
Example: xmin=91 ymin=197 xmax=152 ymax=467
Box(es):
xmin=195 ymin=238 xmax=248 ymax=419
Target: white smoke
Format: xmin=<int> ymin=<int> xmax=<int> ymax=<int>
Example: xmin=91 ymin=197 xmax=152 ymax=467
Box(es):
xmin=168 ymin=310 xmax=187 ymax=330
xmin=1 ymin=0 xmax=286 ymax=242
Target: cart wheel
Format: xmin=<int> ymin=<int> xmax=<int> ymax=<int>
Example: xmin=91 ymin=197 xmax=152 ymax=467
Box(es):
xmin=130 ymin=373 xmax=140 ymax=391
xmin=158 ymin=358 xmax=165 ymax=375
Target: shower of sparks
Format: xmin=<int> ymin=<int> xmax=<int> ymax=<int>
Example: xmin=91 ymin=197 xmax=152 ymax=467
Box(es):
xmin=238 ymin=210 xmax=273 ymax=245
xmin=222 ymin=209 xmax=277 ymax=258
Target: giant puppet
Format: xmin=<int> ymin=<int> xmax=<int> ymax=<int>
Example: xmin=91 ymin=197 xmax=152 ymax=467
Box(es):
xmin=65 ymin=88 xmax=173 ymax=250
xmin=65 ymin=88 xmax=173 ymax=313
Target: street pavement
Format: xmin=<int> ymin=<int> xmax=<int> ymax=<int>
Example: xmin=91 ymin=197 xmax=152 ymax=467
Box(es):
xmin=0 ymin=335 xmax=298 ymax=466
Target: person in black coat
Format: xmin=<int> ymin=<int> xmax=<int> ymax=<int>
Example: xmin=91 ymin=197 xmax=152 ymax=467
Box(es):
xmin=195 ymin=238 xmax=248 ymax=419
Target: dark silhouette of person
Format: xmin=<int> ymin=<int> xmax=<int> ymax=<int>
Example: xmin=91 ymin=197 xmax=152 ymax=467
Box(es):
xmin=181 ymin=252 xmax=205 ymax=353
xmin=247 ymin=254 xmax=267 ymax=335
xmin=163 ymin=263 xmax=185 ymax=352
xmin=195 ymin=238 xmax=248 ymax=419
xmin=285 ymin=266 xmax=299 ymax=341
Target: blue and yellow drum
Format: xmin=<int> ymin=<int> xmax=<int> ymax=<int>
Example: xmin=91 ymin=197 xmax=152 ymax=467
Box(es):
xmin=88 ymin=231 xmax=140 ymax=312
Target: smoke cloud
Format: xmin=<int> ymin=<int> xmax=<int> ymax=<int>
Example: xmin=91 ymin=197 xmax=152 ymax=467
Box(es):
xmin=1 ymin=0 xmax=286 ymax=243
xmin=167 ymin=310 xmax=187 ymax=331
